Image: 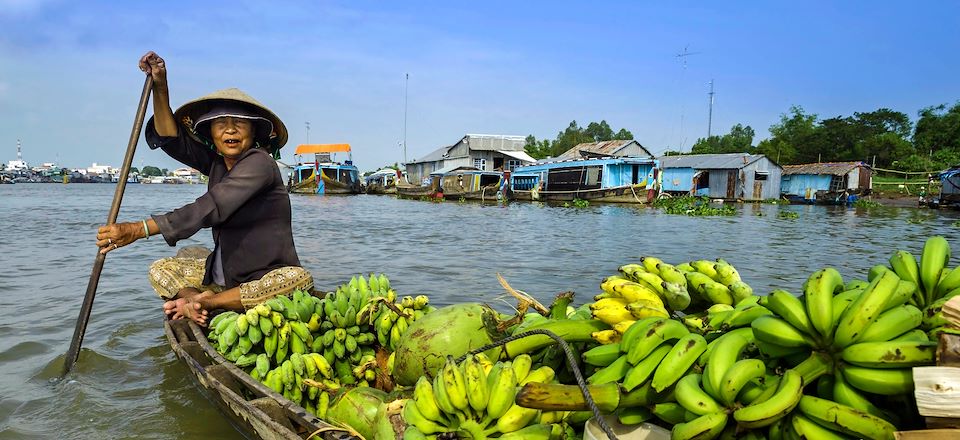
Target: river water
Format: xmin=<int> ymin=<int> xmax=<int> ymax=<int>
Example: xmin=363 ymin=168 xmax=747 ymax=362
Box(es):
xmin=0 ymin=183 xmax=958 ymax=439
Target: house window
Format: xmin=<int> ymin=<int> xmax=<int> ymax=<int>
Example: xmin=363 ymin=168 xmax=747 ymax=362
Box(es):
xmin=474 ymin=159 xmax=486 ymax=170
xmin=507 ymin=160 xmax=521 ymax=171
xmin=755 ymin=171 xmax=769 ymax=181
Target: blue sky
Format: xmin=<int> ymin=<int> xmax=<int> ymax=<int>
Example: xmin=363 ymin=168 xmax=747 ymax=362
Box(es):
xmin=1 ymin=0 xmax=958 ymax=172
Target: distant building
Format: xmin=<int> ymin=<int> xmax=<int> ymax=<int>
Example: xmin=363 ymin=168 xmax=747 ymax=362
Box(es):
xmin=658 ymin=153 xmax=783 ymax=201
xmin=780 ymin=162 xmax=872 ymax=203
xmin=173 ymin=167 xmax=202 ymax=184
xmin=86 ymin=163 xmax=119 ymax=182
xmin=7 ymin=139 xmax=29 ymax=171
xmin=404 ymin=134 xmax=536 ymax=185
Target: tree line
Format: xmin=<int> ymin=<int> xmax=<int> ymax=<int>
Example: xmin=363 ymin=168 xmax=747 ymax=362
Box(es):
xmin=526 ymin=102 xmax=960 ymax=172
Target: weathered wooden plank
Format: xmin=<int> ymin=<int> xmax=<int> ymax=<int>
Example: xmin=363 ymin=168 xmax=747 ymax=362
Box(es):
xmin=913 ymin=366 xmax=960 ymax=418
xmin=895 ymin=428 xmax=960 ymax=439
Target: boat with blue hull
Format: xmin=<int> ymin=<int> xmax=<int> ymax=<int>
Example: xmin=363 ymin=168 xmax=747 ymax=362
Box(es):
xmin=288 ymin=144 xmax=361 ymax=195
xmin=509 ymin=157 xmax=660 ymax=203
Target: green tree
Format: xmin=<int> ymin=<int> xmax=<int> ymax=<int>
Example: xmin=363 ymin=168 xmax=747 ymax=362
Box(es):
xmin=524 ymin=120 xmax=635 ymax=159
xmin=141 ymin=166 xmax=163 ymax=176
xmin=690 ymin=124 xmax=754 ymax=154
xmin=914 ymin=102 xmax=960 ymax=156
xmin=161 ymin=168 xmax=169 ymax=176
xmin=755 ymin=106 xmax=818 ymax=164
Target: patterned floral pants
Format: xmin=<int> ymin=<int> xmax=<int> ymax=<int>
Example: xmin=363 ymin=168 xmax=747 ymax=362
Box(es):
xmin=148 ymin=257 xmax=313 ymax=309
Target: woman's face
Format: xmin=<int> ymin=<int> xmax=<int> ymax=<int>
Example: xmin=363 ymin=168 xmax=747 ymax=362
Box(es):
xmin=210 ymin=117 xmax=256 ymax=158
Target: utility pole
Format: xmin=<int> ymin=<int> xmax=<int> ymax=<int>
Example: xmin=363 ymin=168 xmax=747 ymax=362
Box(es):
xmin=707 ymin=80 xmax=715 ymax=138
xmin=676 ymin=46 xmax=700 ymax=152
xmin=403 ymin=73 xmax=409 ymax=164
xmin=305 ymin=121 xmax=310 ymax=144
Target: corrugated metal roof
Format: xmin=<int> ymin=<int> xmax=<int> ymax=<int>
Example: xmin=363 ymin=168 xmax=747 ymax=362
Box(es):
xmin=405 ymin=145 xmax=451 ymax=164
xmin=463 ymin=134 xmax=527 ymax=151
xmin=782 ymin=162 xmax=867 ymax=176
xmin=498 ymin=150 xmax=537 ymax=163
xmin=557 ymin=140 xmax=653 ymax=160
xmin=657 ymin=153 xmax=773 ymax=170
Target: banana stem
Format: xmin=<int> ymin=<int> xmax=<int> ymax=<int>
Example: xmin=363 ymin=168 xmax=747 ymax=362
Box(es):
xmin=791 ymin=351 xmax=833 ymax=385
xmin=502 ymin=320 xmax=610 ymax=358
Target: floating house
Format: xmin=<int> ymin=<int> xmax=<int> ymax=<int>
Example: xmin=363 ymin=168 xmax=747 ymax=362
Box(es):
xmin=935 ymin=166 xmax=960 ymax=208
xmin=780 ymin=162 xmax=872 ymax=204
xmin=658 ymin=153 xmax=782 ymax=201
xmin=510 ymin=157 xmax=659 ymax=203
xmin=403 ymin=134 xmax=536 ymax=185
xmin=288 ymin=144 xmax=361 ymax=195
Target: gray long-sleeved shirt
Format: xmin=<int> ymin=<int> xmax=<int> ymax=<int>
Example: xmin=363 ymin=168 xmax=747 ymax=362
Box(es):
xmin=145 ymin=118 xmax=301 ymax=288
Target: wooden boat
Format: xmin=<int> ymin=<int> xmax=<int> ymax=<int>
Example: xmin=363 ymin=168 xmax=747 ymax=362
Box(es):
xmin=395 ymin=175 xmax=441 ymax=199
xmin=436 ymin=168 xmax=505 ymax=201
xmin=509 ymin=157 xmax=660 ymax=203
xmin=364 ymin=169 xmax=403 ymax=195
xmin=163 ymin=316 xmax=357 ymax=440
xmin=288 ymin=144 xmax=361 ymax=195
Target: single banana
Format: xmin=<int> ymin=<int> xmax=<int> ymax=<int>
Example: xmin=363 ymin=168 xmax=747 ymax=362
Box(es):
xmin=495 ymin=403 xmax=540 ymax=434
xmin=891 ymin=328 xmax=929 ymax=342
xmin=804 ymin=267 xmax=843 ymax=342
xmin=626 ymin=318 xmax=689 ymax=364
xmin=442 ymin=357 xmax=469 ymax=411
xmin=702 ymin=281 xmax=735 ymax=306
xmin=723 ymin=304 xmax=773 ymax=329
xmin=587 ymin=354 xmax=631 ymax=385
xmin=671 ymin=411 xmax=728 ymax=440
xmin=920 ymin=236 xmax=951 ymax=302
xmin=485 ymin=365 xmax=517 ymax=420
xmin=764 ymin=289 xmax=816 ymax=338
xmin=751 ymin=316 xmax=816 ymax=348
xmin=520 ymin=366 xmax=556 ymax=386
xmin=619 ymin=317 xmax=667 ymax=353
xmin=583 ymin=343 xmax=623 ymax=367
xmin=651 ymin=333 xmax=708 ymax=392
xmin=797 ymin=395 xmax=897 ymax=440
xmin=935 ymin=266 xmax=960 ymax=298
xmin=622 ymin=343 xmax=672 ymax=391
xmin=640 ymin=255 xmax=664 ymax=274
xmin=841 ymin=340 xmax=936 ymax=369
xmin=675 ymin=373 xmax=724 ymax=416
xmin=495 ymin=422 xmax=552 ymax=440
xmin=714 ymin=261 xmax=742 ymax=285
xmin=432 ymin=371 xmax=459 ymax=419
xmin=650 ymin=402 xmax=689 ymax=425
xmin=791 ymin=413 xmax=846 ymax=440
xmin=838 ymin=364 xmax=913 ymax=395
xmin=511 ymin=354 xmax=533 ymax=382
xmin=857 ymin=304 xmax=923 ymax=343
xmin=617 ymin=406 xmax=653 ymax=425
xmin=702 ymin=333 xmax=751 ymax=398
xmin=733 ymin=369 xmax=803 ymax=429
xmin=657 ymin=262 xmax=689 ymax=291
xmin=830 ymin=289 xmax=862 ymax=327
xmin=413 ymin=376 xmax=445 ymax=423
xmin=885 ymin=279 xmax=918 ymax=312
xmin=832 ymin=370 xmax=889 ymax=420
xmin=833 ymin=270 xmax=900 ymax=349
xmin=463 ymin=355 xmax=489 ymax=413
xmin=403 ymin=399 xmax=448 ymax=434
xmin=661 ymin=281 xmax=693 ymax=311
xmin=728 ymin=280 xmax=755 ymax=305
xmin=889 ymin=249 xmax=921 ymax=287
xmin=717 ymin=358 xmax=768 ymax=407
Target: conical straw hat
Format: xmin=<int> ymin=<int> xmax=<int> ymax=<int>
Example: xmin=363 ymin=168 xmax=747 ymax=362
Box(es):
xmin=173 ymin=88 xmax=288 ymax=151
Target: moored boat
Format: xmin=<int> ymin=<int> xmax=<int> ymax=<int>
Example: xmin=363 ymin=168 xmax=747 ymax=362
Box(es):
xmin=288 ymin=144 xmax=361 ymax=195
xmin=163 ymin=316 xmax=356 ymax=440
xmin=363 ymin=169 xmax=403 ymax=195
xmin=395 ymin=175 xmax=441 ymax=199
xmin=435 ymin=167 xmax=505 ymax=201
xmin=509 ymin=156 xmax=660 ymax=203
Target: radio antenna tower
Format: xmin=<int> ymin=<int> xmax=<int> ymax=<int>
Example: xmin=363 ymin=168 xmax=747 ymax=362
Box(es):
xmin=707 ymin=79 xmax=715 ymax=138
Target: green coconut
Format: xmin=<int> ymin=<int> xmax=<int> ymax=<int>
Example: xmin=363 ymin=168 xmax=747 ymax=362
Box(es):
xmin=392 ymin=303 xmax=505 ymax=386
xmin=326 ymin=386 xmax=388 ymax=440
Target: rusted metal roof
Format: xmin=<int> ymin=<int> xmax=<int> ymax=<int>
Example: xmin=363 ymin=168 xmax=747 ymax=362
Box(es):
xmin=657 ymin=153 xmax=773 ymax=170
xmin=782 ymin=162 xmax=868 ymax=176
xmin=557 ymin=140 xmax=653 ymax=160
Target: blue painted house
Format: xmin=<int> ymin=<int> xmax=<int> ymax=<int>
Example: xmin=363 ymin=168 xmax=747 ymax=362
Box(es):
xmin=780 ymin=162 xmax=872 ymax=204
xmin=658 ymin=153 xmax=782 ymax=201
xmin=935 ymin=166 xmax=960 ymax=208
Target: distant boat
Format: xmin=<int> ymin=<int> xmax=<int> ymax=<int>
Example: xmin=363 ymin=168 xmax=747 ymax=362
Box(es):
xmin=435 ymin=167 xmax=505 ymax=201
xmin=510 ymin=157 xmax=660 ymax=203
xmin=288 ymin=144 xmax=361 ymax=195
xmin=364 ymin=168 xmax=403 ymax=195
